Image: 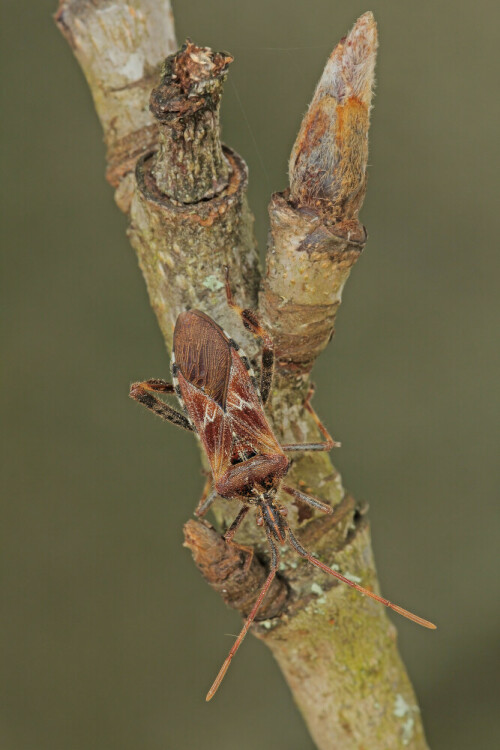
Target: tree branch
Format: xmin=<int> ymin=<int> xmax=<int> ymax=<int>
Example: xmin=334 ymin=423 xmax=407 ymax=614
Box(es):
xmin=55 ymin=0 xmax=178 ymax=211
xmin=127 ymin=41 xmax=260 ymax=350
xmin=56 ymin=5 xmax=431 ymax=748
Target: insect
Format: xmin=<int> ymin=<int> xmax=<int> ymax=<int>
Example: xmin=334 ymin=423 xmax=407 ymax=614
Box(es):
xmin=130 ymin=273 xmax=436 ymax=701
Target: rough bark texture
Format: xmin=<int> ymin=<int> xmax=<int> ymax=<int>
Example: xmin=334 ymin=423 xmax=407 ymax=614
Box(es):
xmin=56 ymin=5 xmax=431 ymax=748
xmin=129 ymin=143 xmax=259 ymax=350
xmin=260 ymin=192 xmax=366 ymax=370
xmin=149 ymin=41 xmax=233 ymax=202
xmin=126 ymin=38 xmax=260 ymax=351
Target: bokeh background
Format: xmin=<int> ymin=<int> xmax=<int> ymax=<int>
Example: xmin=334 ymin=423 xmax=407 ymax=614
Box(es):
xmin=2 ymin=1 xmax=499 ymax=748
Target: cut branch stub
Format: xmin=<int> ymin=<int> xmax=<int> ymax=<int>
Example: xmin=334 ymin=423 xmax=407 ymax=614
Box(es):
xmin=150 ymin=41 xmax=233 ymax=203
xmin=129 ymin=145 xmax=258 ymax=350
xmin=128 ymin=44 xmax=259 ymax=351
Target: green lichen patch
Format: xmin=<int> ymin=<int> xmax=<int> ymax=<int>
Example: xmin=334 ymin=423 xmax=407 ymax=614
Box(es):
xmin=310 ymin=582 xmax=324 ymax=596
xmin=202 ymin=275 xmax=224 ymax=291
xmin=393 ymin=693 xmax=421 ymax=746
xmin=394 ymin=693 xmax=411 ymax=718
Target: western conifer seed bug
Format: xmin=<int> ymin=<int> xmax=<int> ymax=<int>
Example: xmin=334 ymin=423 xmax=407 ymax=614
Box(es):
xmin=130 ymin=271 xmax=436 ymax=700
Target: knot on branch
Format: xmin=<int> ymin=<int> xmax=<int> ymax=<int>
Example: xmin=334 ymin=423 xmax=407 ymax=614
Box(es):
xmin=183 ymin=519 xmax=287 ymax=619
xmin=183 ymin=495 xmax=365 ymax=623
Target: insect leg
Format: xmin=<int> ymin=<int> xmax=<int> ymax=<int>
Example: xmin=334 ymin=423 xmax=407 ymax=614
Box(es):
xmin=195 ymin=476 xmax=218 ymax=517
xmin=287 ymin=528 xmax=436 ymax=630
xmin=224 ymin=506 xmax=250 ymax=542
xmin=281 ymin=384 xmax=340 ymax=451
xmin=223 ymin=506 xmax=254 ymax=572
xmin=134 ymin=378 xmax=175 ymax=393
xmin=281 ymin=484 xmax=333 ymax=515
xmin=206 ymin=526 xmax=280 ymax=701
xmin=129 ymin=379 xmax=194 ymax=431
xmin=224 ymin=268 xmax=274 ymax=406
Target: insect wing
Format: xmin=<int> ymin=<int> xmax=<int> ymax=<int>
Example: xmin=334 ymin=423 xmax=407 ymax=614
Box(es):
xmin=173 ymin=308 xmax=282 ymax=479
xmin=177 ymin=370 xmax=233 ymax=480
xmin=226 ymin=348 xmax=281 ymax=456
xmin=173 ymin=310 xmax=234 ymax=480
xmin=173 ymin=310 xmax=232 ymax=410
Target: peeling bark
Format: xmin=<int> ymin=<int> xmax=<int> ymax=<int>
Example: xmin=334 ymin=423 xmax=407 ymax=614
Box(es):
xmin=56 ymin=6 xmax=432 ymax=748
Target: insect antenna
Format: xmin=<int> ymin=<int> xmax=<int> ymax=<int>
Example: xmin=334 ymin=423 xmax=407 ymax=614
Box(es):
xmin=287 ymin=529 xmax=436 ymax=630
xmin=206 ymin=528 xmax=280 ymax=701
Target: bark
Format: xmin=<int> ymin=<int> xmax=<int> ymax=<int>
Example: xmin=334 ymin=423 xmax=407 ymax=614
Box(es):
xmin=56 ymin=5 xmax=432 ymax=748
xmin=55 ymin=0 xmax=178 ymax=211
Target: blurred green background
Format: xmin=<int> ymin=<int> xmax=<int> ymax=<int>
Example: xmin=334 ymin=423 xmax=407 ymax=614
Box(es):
xmin=2 ymin=1 xmax=499 ymax=748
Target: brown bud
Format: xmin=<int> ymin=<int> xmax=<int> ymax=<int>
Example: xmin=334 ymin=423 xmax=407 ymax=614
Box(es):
xmin=289 ymin=12 xmax=378 ymax=224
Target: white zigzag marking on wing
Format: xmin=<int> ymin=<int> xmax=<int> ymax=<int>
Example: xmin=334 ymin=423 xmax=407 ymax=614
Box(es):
xmin=228 ymin=394 xmax=255 ymax=412
xmin=203 ymin=404 xmax=219 ymax=428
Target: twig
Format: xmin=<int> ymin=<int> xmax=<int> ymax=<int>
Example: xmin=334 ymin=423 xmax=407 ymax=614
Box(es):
xmin=56 ymin=5 xmax=431 ymax=748
xmin=127 ymin=41 xmax=260 ymax=350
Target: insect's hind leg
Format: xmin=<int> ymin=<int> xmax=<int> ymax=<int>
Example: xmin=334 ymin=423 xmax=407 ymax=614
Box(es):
xmin=129 ymin=379 xmax=194 ymax=431
xmin=281 ymin=384 xmax=340 ymax=452
xmin=206 ymin=527 xmax=280 ymax=701
xmin=224 ymin=268 xmax=274 ymax=406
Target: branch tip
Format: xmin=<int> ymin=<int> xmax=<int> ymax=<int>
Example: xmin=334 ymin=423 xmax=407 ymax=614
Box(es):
xmin=289 ymin=12 xmax=378 ymax=219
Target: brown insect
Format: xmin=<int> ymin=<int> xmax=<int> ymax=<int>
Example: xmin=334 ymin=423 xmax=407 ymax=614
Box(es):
xmin=130 ymin=274 xmax=436 ymax=701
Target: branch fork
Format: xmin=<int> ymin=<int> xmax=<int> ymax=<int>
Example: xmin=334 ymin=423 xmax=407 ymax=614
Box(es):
xmin=56 ymin=6 xmax=431 ymax=748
